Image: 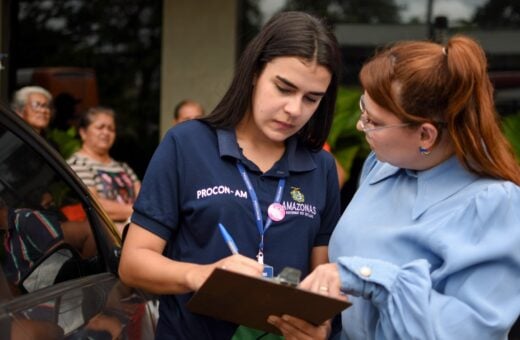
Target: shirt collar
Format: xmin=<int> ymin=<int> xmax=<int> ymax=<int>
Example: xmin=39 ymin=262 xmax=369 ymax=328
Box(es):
xmin=216 ymin=128 xmax=316 ymax=177
xmin=369 ymin=155 xmax=478 ymax=219
xmin=217 ymin=127 xmax=241 ymax=159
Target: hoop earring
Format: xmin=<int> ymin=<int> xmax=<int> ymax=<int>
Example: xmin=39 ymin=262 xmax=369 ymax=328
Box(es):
xmin=419 ymin=146 xmax=431 ymax=156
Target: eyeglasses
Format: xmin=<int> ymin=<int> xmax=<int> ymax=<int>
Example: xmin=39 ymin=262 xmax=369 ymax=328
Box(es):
xmin=28 ymin=101 xmax=52 ymax=111
xmin=358 ymin=95 xmax=410 ymax=133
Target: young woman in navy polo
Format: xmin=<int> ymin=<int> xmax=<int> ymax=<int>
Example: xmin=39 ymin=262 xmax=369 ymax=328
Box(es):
xmin=119 ymin=11 xmax=343 ymax=339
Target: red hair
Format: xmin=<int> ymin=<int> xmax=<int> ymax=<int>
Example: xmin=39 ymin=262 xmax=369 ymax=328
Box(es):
xmin=360 ymin=35 xmax=520 ymax=185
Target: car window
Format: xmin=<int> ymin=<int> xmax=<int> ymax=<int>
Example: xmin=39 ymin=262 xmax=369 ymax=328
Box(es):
xmin=6 ymin=273 xmax=114 ymax=339
xmin=0 ymin=124 xmax=100 ymax=297
xmin=3 ymin=271 xmax=155 ymax=339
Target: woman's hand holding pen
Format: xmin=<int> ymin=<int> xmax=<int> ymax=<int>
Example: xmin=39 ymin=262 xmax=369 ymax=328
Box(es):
xmin=184 ymin=223 xmax=263 ymax=291
xmin=216 ymin=254 xmax=264 ymax=276
xmin=186 ymin=254 xmax=263 ymax=291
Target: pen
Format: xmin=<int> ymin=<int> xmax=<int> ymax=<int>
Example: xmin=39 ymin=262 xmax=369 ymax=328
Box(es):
xmin=218 ymin=223 xmax=239 ymax=255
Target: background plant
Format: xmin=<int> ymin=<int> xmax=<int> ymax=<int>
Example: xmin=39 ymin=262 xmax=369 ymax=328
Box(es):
xmin=502 ymin=112 xmax=520 ymax=162
xmin=329 ymin=89 xmax=520 ymax=181
xmin=328 ymin=86 xmax=371 ymax=182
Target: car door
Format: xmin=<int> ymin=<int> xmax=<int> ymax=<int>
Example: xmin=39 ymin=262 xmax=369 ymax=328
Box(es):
xmin=0 ymin=104 xmax=156 ymax=340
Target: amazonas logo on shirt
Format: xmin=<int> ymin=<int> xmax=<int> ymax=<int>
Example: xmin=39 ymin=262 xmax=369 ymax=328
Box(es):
xmin=282 ymin=187 xmax=317 ymax=219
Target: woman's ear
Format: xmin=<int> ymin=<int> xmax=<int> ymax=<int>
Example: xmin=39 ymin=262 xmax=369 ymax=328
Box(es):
xmin=419 ymin=123 xmax=439 ymax=149
xmin=78 ymin=128 xmax=86 ymax=141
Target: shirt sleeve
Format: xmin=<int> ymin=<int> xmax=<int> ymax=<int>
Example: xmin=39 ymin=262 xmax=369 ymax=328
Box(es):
xmin=336 ymin=182 xmax=520 ymax=339
xmin=131 ymin=131 xmax=180 ymax=240
xmin=17 ymin=209 xmax=64 ymax=251
xmin=67 ymin=155 xmax=96 ymax=188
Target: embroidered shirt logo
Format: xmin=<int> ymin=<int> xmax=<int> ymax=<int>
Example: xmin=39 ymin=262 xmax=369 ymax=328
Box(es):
xmin=290 ymin=187 xmax=305 ymax=203
xmin=282 ymin=187 xmax=317 ymax=219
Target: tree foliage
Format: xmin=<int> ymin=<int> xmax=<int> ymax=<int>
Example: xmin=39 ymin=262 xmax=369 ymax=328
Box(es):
xmin=473 ymin=0 xmax=520 ymax=28
xmin=283 ymin=0 xmax=402 ymax=24
xmin=15 ymin=0 xmax=162 ymax=176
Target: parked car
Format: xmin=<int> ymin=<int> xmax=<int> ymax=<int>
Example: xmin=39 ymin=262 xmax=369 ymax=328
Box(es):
xmin=0 ymin=104 xmax=157 ymax=339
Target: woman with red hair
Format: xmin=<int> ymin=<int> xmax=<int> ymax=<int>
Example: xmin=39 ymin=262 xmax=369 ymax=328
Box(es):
xmin=272 ymin=35 xmax=520 ymax=339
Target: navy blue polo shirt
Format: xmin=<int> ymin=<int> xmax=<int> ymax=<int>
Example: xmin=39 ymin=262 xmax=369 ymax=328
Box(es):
xmin=132 ymin=120 xmax=340 ymax=339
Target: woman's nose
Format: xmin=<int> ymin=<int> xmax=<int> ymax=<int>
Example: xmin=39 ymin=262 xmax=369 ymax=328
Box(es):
xmin=356 ymin=119 xmax=364 ymax=132
xmin=284 ymin=96 xmax=303 ymax=117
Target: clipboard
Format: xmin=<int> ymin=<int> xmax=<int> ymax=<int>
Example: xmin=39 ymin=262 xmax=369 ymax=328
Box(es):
xmin=186 ymin=268 xmax=351 ymax=335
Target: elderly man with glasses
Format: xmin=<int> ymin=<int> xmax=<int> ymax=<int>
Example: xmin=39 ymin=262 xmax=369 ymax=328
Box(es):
xmin=11 ymin=86 xmax=53 ymax=135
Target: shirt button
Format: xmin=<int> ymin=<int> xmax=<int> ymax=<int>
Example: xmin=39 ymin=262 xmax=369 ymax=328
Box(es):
xmin=359 ymin=266 xmax=372 ymax=278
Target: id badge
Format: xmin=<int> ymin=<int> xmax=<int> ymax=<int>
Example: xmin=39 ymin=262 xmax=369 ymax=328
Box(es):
xmin=262 ymin=264 xmax=274 ymax=278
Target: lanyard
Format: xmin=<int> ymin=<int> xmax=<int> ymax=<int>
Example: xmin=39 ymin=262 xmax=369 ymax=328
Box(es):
xmin=236 ymin=161 xmax=285 ymax=264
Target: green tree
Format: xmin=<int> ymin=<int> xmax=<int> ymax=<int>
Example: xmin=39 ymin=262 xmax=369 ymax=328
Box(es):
xmin=15 ymin=0 xmax=162 ymax=176
xmin=473 ymin=0 xmax=520 ymax=28
xmin=283 ymin=0 xmax=402 ymax=24
xmin=502 ymin=113 xmax=520 ymax=161
xmin=238 ymin=0 xmax=262 ymax=51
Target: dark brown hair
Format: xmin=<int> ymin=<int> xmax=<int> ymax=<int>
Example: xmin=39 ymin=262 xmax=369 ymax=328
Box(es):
xmin=202 ymin=11 xmax=342 ymax=151
xmin=78 ymin=106 xmax=116 ymax=130
xmin=360 ymin=35 xmax=520 ymax=184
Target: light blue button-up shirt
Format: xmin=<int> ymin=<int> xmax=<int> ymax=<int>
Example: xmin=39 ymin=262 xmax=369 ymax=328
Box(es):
xmin=329 ymin=153 xmax=520 ymax=339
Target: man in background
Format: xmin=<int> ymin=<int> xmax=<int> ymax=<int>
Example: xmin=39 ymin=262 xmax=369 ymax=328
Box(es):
xmin=172 ymin=99 xmax=204 ymax=125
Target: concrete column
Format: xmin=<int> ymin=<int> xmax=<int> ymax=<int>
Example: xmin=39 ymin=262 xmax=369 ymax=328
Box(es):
xmin=160 ymin=0 xmax=238 ymax=137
